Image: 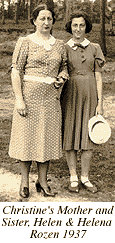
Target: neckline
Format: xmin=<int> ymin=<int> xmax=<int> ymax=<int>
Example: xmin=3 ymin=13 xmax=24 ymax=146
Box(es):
xmin=67 ymin=38 xmax=90 ymax=50
xmin=27 ymin=34 xmax=56 ymax=50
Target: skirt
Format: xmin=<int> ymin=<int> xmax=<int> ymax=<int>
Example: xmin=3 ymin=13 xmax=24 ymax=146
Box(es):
xmin=61 ymin=73 xmax=98 ymax=151
xmin=9 ymin=76 xmax=62 ymax=162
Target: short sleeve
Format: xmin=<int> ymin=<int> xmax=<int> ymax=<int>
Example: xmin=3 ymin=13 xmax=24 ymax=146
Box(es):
xmin=93 ymin=43 xmax=106 ymax=72
xmin=58 ymin=42 xmax=69 ymax=81
xmin=12 ymin=37 xmax=29 ymax=72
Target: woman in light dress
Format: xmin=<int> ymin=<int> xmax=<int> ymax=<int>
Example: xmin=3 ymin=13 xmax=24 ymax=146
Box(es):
xmin=9 ymin=3 xmax=68 ymax=198
xmin=61 ymin=11 xmax=105 ymax=193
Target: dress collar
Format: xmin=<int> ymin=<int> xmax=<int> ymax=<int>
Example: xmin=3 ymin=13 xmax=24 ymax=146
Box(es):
xmin=28 ymin=34 xmax=56 ymax=50
xmin=67 ymin=38 xmax=90 ymax=50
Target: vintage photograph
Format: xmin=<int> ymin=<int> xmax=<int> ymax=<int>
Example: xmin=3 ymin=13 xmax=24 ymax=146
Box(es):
xmin=0 ymin=0 xmax=115 ymax=203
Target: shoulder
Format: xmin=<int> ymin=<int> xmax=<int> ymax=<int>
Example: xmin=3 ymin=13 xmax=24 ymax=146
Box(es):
xmin=90 ymin=42 xmax=101 ymax=48
xmin=15 ymin=36 xmax=30 ymax=49
xmin=89 ymin=42 xmax=102 ymax=53
xmin=89 ymin=42 xmax=105 ymax=67
xmin=55 ymin=39 xmax=64 ymax=46
xmin=55 ymin=39 xmax=66 ymax=52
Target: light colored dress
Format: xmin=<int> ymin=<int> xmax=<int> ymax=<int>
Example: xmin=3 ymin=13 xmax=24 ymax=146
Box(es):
xmin=9 ymin=35 xmax=68 ymax=162
xmin=61 ymin=38 xmax=105 ymax=151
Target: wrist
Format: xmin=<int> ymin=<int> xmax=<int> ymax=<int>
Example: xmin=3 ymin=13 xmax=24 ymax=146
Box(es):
xmin=16 ymin=94 xmax=23 ymax=100
xmin=98 ymin=97 xmax=102 ymax=102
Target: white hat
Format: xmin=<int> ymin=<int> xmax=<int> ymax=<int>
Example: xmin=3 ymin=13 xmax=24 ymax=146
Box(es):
xmin=88 ymin=115 xmax=111 ymax=144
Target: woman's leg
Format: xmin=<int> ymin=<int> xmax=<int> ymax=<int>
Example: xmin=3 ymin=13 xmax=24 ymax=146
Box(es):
xmin=81 ymin=150 xmax=92 ymax=177
xmin=65 ymin=150 xmax=77 ymax=177
xmin=81 ymin=150 xmax=93 ymax=186
xmin=81 ymin=150 xmax=97 ymax=192
xmin=37 ymin=161 xmax=49 ymax=190
xmin=65 ymin=150 xmax=79 ymax=190
xmin=36 ymin=161 xmax=56 ymax=196
xmin=19 ymin=161 xmax=32 ymax=188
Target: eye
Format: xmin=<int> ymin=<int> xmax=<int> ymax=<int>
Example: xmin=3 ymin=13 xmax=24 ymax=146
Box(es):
xmin=72 ymin=24 xmax=78 ymax=27
xmin=47 ymin=17 xmax=53 ymax=21
xmin=80 ymin=24 xmax=85 ymax=27
xmin=40 ymin=17 xmax=45 ymax=21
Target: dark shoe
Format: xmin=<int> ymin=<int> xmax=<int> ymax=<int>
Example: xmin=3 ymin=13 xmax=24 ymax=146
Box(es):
xmin=68 ymin=182 xmax=79 ymax=193
xmin=81 ymin=180 xmax=97 ymax=193
xmin=19 ymin=187 xmax=29 ymax=198
xmin=35 ymin=181 xmax=56 ymax=197
xmin=35 ymin=181 xmax=51 ymax=192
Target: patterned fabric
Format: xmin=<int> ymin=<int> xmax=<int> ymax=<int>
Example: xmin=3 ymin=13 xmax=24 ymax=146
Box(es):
xmin=9 ymin=35 xmax=68 ymax=162
xmin=61 ymin=41 xmax=105 ymax=151
xmin=12 ymin=35 xmax=68 ymax=79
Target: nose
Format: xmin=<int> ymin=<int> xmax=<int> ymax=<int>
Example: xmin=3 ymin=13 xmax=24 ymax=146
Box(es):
xmin=77 ymin=25 xmax=80 ymax=31
xmin=45 ymin=18 xmax=48 ymax=25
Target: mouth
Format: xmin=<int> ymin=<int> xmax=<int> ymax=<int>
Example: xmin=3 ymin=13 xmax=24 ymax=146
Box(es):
xmin=44 ymin=26 xmax=50 ymax=29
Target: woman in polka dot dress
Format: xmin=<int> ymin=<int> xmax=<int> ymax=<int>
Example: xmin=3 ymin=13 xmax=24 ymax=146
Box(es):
xmin=9 ymin=4 xmax=69 ymax=198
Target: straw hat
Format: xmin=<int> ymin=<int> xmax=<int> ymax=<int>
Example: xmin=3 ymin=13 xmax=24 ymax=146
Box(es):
xmin=88 ymin=115 xmax=111 ymax=144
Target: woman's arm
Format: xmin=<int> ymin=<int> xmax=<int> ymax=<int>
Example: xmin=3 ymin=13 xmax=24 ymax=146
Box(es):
xmin=11 ymin=68 xmax=27 ymax=116
xmin=95 ymin=71 xmax=103 ymax=115
xmin=54 ymin=43 xmax=69 ymax=89
xmin=11 ymin=37 xmax=28 ymax=116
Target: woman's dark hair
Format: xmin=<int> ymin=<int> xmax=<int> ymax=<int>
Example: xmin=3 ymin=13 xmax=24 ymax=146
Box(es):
xmin=65 ymin=11 xmax=92 ymax=34
xmin=30 ymin=3 xmax=55 ymax=25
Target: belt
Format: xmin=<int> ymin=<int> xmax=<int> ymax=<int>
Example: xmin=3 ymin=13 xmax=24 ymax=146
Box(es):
xmin=23 ymin=75 xmax=57 ymax=84
xmin=70 ymin=70 xmax=94 ymax=76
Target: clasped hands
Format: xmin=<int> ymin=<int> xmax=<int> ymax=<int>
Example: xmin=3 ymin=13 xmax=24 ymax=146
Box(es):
xmin=54 ymin=73 xmax=69 ymax=89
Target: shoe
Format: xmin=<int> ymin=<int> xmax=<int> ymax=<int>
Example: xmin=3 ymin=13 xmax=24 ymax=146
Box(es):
xmin=81 ymin=180 xmax=97 ymax=193
xmin=68 ymin=181 xmax=79 ymax=193
xmin=35 ymin=181 xmax=56 ymax=197
xmin=19 ymin=187 xmax=29 ymax=198
xmin=35 ymin=181 xmax=51 ymax=192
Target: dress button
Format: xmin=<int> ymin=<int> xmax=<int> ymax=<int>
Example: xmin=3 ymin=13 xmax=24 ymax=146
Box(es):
xmin=81 ymin=55 xmax=84 ymax=58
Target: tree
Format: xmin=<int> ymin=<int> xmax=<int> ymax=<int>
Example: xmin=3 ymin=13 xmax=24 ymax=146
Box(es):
xmin=14 ymin=0 xmax=19 ymax=24
xmin=8 ymin=0 xmax=11 ymax=19
xmin=1 ymin=0 xmax=5 ymax=24
xmin=100 ymin=0 xmax=107 ymax=55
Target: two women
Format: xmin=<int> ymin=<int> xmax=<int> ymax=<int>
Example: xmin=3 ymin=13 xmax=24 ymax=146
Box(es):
xmin=61 ymin=12 xmax=105 ymax=193
xmin=9 ymin=5 xmax=105 ymax=198
xmin=9 ymin=4 xmax=68 ymax=198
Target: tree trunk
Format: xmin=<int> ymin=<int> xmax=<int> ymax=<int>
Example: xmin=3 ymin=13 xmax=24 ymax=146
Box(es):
xmin=8 ymin=0 xmax=11 ymax=19
xmin=15 ymin=1 xmax=19 ymax=24
xmin=66 ymin=0 xmax=72 ymax=22
xmin=100 ymin=0 xmax=107 ymax=56
xmin=2 ymin=0 xmax=5 ymax=24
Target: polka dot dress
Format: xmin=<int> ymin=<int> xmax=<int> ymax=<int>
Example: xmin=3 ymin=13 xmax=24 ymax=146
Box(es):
xmin=9 ymin=36 xmax=68 ymax=162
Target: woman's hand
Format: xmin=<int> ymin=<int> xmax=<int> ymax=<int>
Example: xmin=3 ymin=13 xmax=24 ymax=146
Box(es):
xmin=96 ymin=100 xmax=103 ymax=116
xmin=54 ymin=78 xmax=64 ymax=89
xmin=58 ymin=72 xmax=69 ymax=80
xmin=15 ymin=98 xmax=28 ymax=117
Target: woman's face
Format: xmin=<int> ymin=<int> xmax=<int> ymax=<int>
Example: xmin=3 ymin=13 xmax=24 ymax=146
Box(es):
xmin=34 ymin=10 xmax=53 ymax=34
xmin=71 ymin=17 xmax=86 ymax=42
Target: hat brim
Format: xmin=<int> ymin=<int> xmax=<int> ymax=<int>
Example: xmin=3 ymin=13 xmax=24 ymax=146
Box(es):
xmin=88 ymin=115 xmax=111 ymax=144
